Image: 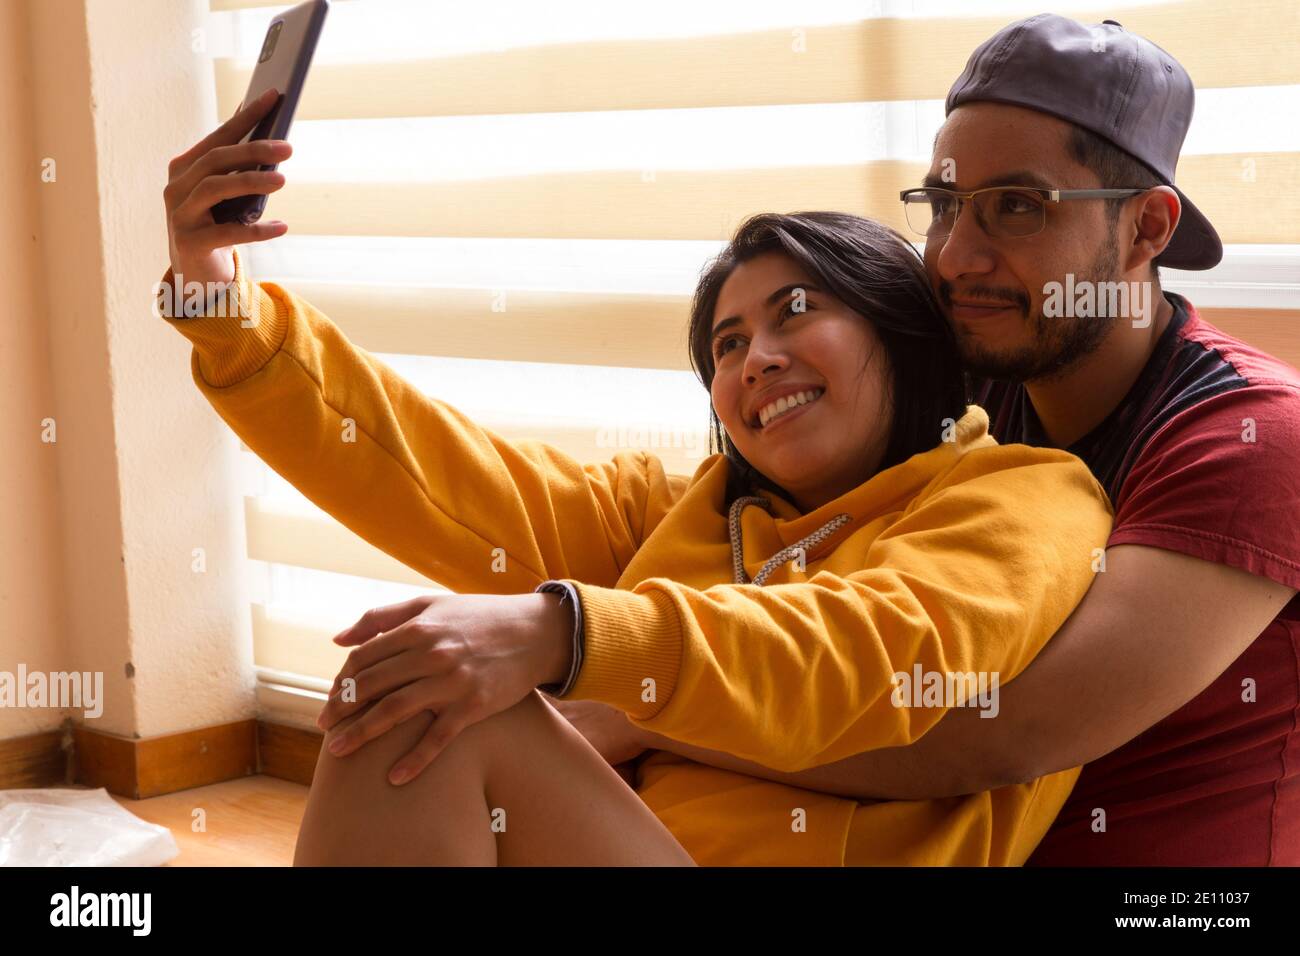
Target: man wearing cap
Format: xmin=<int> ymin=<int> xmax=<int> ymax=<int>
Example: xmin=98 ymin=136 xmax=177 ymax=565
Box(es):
xmin=851 ymin=14 xmax=1300 ymax=865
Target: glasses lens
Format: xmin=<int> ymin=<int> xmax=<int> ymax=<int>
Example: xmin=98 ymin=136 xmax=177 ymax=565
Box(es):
xmin=975 ymin=188 xmax=1045 ymax=237
xmin=903 ymin=189 xmax=957 ymax=238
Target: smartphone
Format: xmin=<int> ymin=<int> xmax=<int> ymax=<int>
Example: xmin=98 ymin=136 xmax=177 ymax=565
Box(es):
xmin=210 ymin=0 xmax=329 ymax=225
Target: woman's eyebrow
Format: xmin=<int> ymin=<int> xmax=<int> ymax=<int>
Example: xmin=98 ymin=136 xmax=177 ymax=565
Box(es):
xmin=712 ymin=282 xmax=824 ymax=340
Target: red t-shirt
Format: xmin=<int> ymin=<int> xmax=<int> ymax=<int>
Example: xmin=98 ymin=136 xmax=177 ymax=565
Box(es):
xmin=976 ymin=294 xmax=1300 ymax=865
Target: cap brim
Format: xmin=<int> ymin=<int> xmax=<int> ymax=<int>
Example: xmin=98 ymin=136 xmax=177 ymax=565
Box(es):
xmin=1157 ymin=185 xmax=1223 ymax=271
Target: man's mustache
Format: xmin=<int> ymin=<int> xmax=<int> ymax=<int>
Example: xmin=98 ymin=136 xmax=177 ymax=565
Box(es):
xmin=938 ymin=281 xmax=1030 ymax=317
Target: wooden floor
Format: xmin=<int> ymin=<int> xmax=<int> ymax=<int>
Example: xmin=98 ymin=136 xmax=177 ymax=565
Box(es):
xmin=111 ymin=774 xmax=309 ymax=866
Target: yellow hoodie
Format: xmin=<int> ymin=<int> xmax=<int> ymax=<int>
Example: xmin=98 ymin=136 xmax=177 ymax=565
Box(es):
xmin=157 ymin=248 xmax=1113 ymax=866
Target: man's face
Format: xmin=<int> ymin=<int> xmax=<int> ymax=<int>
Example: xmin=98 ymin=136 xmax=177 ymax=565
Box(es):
xmin=924 ymin=101 xmax=1122 ymax=383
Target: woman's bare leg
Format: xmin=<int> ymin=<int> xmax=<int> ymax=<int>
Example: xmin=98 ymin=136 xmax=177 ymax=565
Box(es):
xmin=293 ymin=690 xmax=696 ymax=866
xmin=293 ymin=695 xmax=497 ymax=866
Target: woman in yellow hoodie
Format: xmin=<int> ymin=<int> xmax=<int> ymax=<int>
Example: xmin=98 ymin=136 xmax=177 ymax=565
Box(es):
xmin=158 ymin=97 xmax=1112 ymax=866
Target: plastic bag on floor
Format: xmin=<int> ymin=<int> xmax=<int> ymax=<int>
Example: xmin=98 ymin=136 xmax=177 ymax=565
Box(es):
xmin=0 ymin=787 xmax=179 ymax=866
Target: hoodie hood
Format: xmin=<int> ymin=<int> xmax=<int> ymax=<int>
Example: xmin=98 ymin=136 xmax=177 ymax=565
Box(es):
xmin=723 ymin=405 xmax=997 ymax=586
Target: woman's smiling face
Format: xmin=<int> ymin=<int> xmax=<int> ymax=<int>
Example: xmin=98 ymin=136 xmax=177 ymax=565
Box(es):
xmin=709 ymin=251 xmax=893 ymax=514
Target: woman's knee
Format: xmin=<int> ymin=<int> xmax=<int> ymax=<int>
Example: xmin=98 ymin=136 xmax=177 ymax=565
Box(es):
xmin=314 ymin=694 xmax=513 ymax=784
xmin=322 ymin=697 xmax=432 ymax=756
xmin=297 ymin=699 xmax=499 ymax=866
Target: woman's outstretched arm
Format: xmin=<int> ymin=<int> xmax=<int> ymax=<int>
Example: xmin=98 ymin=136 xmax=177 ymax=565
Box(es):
xmin=159 ymin=98 xmax=685 ymax=601
xmin=158 ymin=248 xmax=685 ymax=598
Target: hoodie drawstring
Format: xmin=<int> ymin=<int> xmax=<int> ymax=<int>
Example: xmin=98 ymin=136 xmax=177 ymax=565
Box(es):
xmin=728 ymin=495 xmax=852 ymax=587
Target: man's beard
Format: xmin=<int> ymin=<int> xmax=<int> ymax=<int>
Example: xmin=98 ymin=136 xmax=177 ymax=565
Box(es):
xmin=945 ymin=241 xmax=1121 ymax=384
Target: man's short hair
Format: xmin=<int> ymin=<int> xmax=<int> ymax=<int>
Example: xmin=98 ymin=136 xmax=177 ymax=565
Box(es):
xmin=1064 ymin=123 xmax=1167 ymax=282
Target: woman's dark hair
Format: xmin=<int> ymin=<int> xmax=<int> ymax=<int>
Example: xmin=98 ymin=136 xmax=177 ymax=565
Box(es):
xmin=686 ymin=210 xmax=967 ymax=506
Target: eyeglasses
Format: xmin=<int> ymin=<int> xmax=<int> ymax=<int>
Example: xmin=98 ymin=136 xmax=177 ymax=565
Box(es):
xmin=898 ymin=185 xmax=1148 ymax=240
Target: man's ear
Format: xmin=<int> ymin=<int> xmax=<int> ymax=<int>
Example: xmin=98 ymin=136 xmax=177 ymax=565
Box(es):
xmin=1127 ymin=185 xmax=1180 ymax=274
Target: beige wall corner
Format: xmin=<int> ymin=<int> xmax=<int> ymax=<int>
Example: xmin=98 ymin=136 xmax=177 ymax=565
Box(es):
xmin=0 ymin=0 xmax=257 ymax=742
xmin=0 ymin=0 xmax=72 ymax=740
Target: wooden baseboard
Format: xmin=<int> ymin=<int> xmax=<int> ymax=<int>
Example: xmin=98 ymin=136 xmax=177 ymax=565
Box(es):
xmin=0 ymin=727 xmax=71 ymax=789
xmin=0 ymin=717 xmax=324 ymax=797
xmin=257 ymin=721 xmax=323 ymax=787
xmin=72 ymin=719 xmax=260 ymax=800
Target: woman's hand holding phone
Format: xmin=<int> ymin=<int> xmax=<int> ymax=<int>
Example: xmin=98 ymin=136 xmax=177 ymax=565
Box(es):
xmin=163 ymin=88 xmax=292 ymax=290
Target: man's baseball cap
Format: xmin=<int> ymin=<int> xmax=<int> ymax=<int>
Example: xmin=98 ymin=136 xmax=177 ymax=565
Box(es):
xmin=945 ymin=13 xmax=1222 ymax=270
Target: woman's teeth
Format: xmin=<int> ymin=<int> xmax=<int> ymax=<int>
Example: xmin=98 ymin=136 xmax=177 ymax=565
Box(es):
xmin=758 ymin=388 xmax=824 ymax=429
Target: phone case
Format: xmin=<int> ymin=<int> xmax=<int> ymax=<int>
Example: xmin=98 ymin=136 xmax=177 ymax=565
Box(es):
xmin=211 ymin=0 xmax=329 ymax=226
